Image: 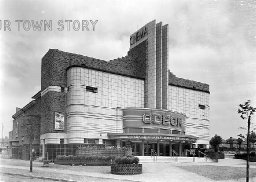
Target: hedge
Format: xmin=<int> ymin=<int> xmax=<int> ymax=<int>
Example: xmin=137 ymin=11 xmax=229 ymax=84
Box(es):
xmin=55 ymin=155 xmax=116 ymax=166
xmin=234 ymin=152 xmax=256 ymax=162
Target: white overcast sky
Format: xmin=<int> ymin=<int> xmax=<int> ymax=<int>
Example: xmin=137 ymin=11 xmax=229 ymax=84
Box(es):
xmin=0 ymin=0 xmax=256 ymax=139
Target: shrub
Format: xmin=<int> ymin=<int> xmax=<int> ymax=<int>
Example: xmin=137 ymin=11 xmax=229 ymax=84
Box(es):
xmin=132 ymin=156 xmax=139 ymax=164
xmin=114 ymin=155 xmax=139 ymax=165
xmin=205 ymin=149 xmax=225 ymax=160
xmin=251 ymin=152 xmax=255 ymax=157
xmin=67 ymin=155 xmax=73 ymax=161
xmin=234 ymin=152 xmax=256 ymax=162
xmin=218 ymin=152 xmax=225 ymax=159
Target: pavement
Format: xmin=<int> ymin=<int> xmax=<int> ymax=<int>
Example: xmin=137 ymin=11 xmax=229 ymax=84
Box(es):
xmin=0 ymin=157 xmax=255 ymax=182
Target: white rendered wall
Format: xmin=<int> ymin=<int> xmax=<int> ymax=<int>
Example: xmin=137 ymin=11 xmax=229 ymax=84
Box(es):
xmin=66 ymin=67 xmax=144 ymax=143
xmin=168 ymin=86 xmax=210 ymax=145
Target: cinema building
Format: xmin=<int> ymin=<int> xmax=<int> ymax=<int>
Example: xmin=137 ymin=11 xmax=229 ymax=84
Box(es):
xmin=9 ymin=20 xmax=210 ymax=160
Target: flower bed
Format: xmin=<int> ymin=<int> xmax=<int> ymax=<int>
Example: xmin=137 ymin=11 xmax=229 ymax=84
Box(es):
xmin=54 ymin=155 xmax=115 ymax=166
xmin=111 ymin=155 xmax=142 ymax=175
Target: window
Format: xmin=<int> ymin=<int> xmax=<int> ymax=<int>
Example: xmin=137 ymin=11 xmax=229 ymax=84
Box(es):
xmin=172 ymin=130 xmax=180 ymax=134
xmin=88 ymin=139 xmax=96 ymax=144
xmin=125 ymin=127 xmax=142 ymax=133
xmin=144 ymin=128 xmax=158 ymax=133
xmin=198 ymin=104 xmax=206 ymax=110
xmin=61 ymin=87 xmax=65 ymax=92
xmin=160 ymin=129 xmax=170 ymax=134
xmin=84 ymin=139 xmax=99 ymax=144
xmin=86 ymin=86 xmax=98 ymax=93
xmin=60 ymin=138 xmax=64 ymax=145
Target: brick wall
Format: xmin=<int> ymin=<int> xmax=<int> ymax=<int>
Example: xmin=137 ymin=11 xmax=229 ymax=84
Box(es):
xmin=11 ymin=97 xmax=41 ymax=160
xmin=169 ymin=72 xmax=209 ymax=93
xmin=13 ymin=98 xmax=41 ymax=145
xmin=41 ymin=50 xmax=69 ymax=135
xmin=127 ymin=40 xmax=148 ymax=107
xmin=127 ymin=40 xmax=147 ymax=80
xmin=41 ymin=49 xmax=70 ymax=90
xmin=41 ymin=92 xmax=66 ymax=134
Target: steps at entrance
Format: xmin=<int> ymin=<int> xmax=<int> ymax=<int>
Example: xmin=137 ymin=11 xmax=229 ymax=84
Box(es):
xmin=137 ymin=156 xmax=213 ymax=163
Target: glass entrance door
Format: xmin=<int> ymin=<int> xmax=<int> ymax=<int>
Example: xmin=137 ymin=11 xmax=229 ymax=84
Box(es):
xmin=159 ymin=143 xmax=170 ymax=156
xmin=144 ymin=142 xmax=170 ymax=156
xmin=144 ymin=143 xmax=157 ymax=156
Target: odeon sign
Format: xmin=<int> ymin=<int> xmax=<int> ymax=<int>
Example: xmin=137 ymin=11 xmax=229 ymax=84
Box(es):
xmin=142 ymin=114 xmax=182 ymax=128
xmin=130 ymin=26 xmax=148 ymax=46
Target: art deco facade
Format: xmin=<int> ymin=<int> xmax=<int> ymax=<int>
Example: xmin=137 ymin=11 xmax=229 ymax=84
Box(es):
xmin=9 ymin=20 xmax=210 ymax=160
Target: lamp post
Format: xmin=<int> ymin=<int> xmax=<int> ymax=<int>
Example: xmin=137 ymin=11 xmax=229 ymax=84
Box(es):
xmin=27 ymin=122 xmax=33 ymax=172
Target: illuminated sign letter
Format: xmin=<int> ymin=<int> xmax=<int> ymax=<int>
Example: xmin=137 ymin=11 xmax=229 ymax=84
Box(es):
xmin=153 ymin=114 xmax=161 ymax=125
xmin=177 ymin=118 xmax=183 ymax=127
xmin=162 ymin=115 xmax=170 ymax=126
xmin=130 ymin=26 xmax=148 ymax=46
xmin=143 ymin=114 xmax=151 ymax=124
xmin=170 ymin=117 xmax=177 ymax=127
xmin=130 ymin=36 xmax=136 ymax=46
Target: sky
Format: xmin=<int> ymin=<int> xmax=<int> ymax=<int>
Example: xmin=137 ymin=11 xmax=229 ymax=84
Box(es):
xmin=0 ymin=0 xmax=256 ymax=139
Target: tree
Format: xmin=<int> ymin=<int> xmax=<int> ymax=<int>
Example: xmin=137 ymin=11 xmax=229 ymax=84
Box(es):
xmin=239 ymin=132 xmax=256 ymax=148
xmin=237 ymin=138 xmax=243 ymax=152
xmin=226 ymin=137 xmax=234 ymax=149
xmin=210 ymin=134 xmax=222 ymax=152
xmin=238 ymin=100 xmax=256 ymax=182
xmin=248 ymin=131 xmax=256 ymax=149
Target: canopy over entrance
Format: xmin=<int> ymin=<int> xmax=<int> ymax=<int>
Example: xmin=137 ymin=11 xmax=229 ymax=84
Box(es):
xmin=108 ymin=133 xmax=197 ymax=143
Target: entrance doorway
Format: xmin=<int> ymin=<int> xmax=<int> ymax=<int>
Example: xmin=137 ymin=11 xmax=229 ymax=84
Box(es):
xmin=144 ymin=143 xmax=157 ymax=156
xmin=125 ymin=141 xmax=186 ymax=156
xmin=143 ymin=142 xmax=171 ymax=156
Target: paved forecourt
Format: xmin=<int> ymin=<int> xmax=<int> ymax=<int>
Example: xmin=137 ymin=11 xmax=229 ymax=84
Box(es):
xmin=1 ymin=158 xmax=256 ymax=182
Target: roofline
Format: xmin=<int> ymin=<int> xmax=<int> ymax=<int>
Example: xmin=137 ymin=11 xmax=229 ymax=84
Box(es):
xmin=169 ymin=83 xmax=210 ymax=94
xmin=32 ymin=90 xmax=41 ymax=99
xmin=12 ymin=100 xmax=36 ymax=119
xmin=66 ymin=65 xmax=145 ymax=80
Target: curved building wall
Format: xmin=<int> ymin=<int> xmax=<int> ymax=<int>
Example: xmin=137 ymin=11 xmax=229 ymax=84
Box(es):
xmin=66 ymin=67 xmax=144 ymax=143
xmin=167 ymin=86 xmax=210 ymax=145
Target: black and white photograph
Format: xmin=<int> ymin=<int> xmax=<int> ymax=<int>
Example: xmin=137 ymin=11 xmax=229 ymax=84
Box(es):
xmin=0 ymin=0 xmax=256 ymax=181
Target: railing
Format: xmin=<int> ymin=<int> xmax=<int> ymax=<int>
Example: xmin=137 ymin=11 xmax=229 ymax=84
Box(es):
xmin=152 ymin=152 xmax=157 ymax=162
xmin=198 ymin=150 xmax=209 ymax=162
xmin=198 ymin=150 xmax=207 ymax=157
xmin=186 ymin=149 xmax=209 ymax=162
xmin=171 ymin=150 xmax=178 ymax=156
xmin=171 ymin=150 xmax=178 ymax=162
xmin=150 ymin=150 xmax=158 ymax=162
